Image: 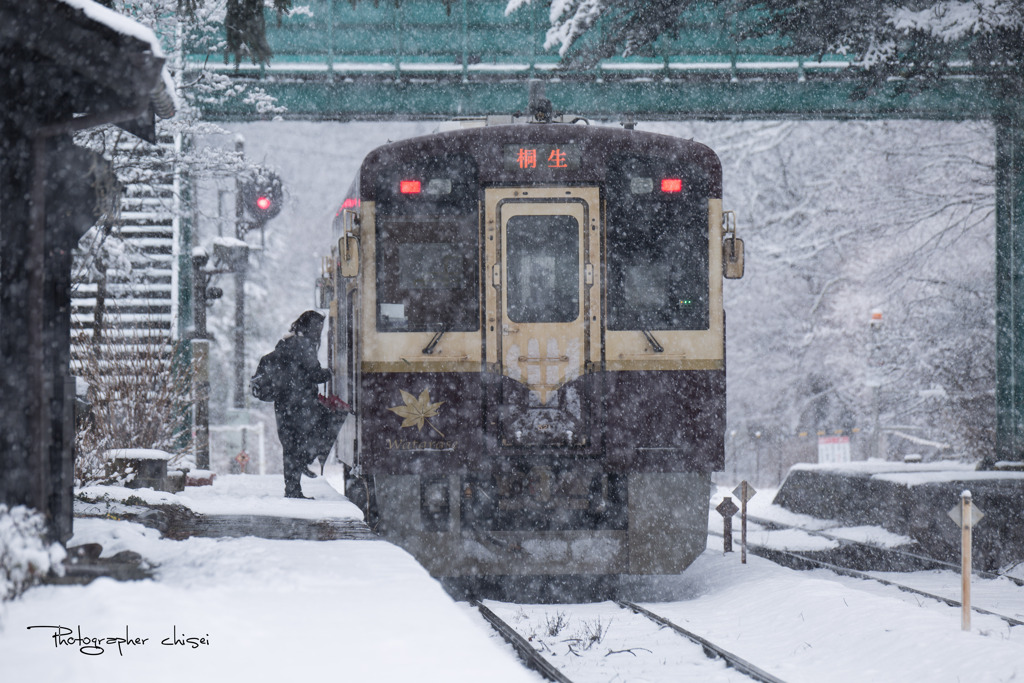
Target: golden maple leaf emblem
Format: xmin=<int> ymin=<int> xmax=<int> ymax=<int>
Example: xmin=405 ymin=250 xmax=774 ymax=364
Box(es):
xmin=388 ymin=389 xmax=445 ymax=437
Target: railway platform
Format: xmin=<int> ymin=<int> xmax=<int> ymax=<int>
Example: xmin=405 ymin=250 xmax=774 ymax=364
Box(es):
xmin=74 ymin=468 xmax=374 ymax=541
xmin=773 ymin=460 xmax=1024 ymax=571
xmin=1 ymin=469 xmax=540 ymax=682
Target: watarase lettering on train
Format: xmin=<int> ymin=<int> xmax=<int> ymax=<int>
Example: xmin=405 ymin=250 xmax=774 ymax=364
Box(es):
xmin=385 ymin=439 xmax=458 ymax=451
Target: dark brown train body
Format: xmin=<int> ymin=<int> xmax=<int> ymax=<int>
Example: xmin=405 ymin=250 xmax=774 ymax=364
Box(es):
xmin=358 ymin=370 xmax=724 ymax=475
xmin=322 ymin=120 xmax=738 ymax=597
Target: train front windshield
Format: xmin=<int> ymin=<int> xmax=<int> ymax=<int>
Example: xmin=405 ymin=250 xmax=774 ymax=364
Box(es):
xmin=505 ymin=214 xmax=580 ymax=324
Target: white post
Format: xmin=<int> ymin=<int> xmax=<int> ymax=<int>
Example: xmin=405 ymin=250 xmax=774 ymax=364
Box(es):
xmin=961 ymin=490 xmax=973 ymax=632
xmin=740 ymin=481 xmax=748 ymax=565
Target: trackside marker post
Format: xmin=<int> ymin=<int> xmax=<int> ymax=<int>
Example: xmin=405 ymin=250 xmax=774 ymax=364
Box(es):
xmin=716 ymin=496 xmax=739 ymax=553
xmin=732 ymin=482 xmax=757 ymax=564
xmin=947 ymin=490 xmax=984 ymax=631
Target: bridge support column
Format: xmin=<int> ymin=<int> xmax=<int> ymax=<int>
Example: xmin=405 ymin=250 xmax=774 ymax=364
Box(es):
xmin=993 ymin=113 xmax=1024 ymax=468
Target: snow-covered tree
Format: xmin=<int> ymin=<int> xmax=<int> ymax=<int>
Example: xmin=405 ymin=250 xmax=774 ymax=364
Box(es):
xmin=677 ymin=119 xmax=996 ymax=472
xmin=507 ymin=0 xmax=1024 ymax=94
xmin=505 ymin=0 xmax=690 ymax=63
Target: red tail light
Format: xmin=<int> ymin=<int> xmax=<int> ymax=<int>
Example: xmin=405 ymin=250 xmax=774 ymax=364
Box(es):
xmin=400 ymin=180 xmax=421 ymax=194
xmin=661 ymin=178 xmax=683 ymax=193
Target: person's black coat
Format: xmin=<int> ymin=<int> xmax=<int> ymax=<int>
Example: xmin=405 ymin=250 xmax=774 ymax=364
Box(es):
xmin=273 ymin=333 xmax=332 ymax=465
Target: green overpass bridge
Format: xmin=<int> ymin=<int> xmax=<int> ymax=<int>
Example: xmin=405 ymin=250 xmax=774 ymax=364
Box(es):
xmin=188 ymin=0 xmax=998 ymax=121
xmin=185 ymin=0 xmax=1024 ymax=466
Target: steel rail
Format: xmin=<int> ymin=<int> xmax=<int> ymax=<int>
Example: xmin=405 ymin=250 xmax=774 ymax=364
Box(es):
xmin=743 ymin=512 xmax=1024 ymax=588
xmin=616 ymin=599 xmax=788 ymax=683
xmin=472 ymin=600 xmax=574 ymax=683
xmin=712 ymin=531 xmax=1024 ymax=628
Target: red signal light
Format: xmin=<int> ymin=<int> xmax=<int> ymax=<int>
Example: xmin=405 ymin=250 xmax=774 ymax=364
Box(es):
xmin=335 ymin=198 xmax=360 ymax=216
xmin=661 ymin=178 xmax=683 ymax=193
xmin=256 ymin=196 xmax=272 ymax=211
xmin=400 ymin=180 xmax=421 ymax=194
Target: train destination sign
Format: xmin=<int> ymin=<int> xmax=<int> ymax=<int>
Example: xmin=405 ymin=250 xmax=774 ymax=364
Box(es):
xmin=504 ymin=144 xmax=581 ymax=171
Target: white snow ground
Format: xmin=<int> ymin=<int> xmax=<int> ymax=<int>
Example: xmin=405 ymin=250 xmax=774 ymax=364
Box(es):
xmin=0 ymin=472 xmax=538 ymax=683
xmin=1 ymin=474 xmax=1022 ymax=682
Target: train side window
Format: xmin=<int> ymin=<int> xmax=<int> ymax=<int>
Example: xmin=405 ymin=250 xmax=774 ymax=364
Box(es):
xmin=506 ymin=214 xmax=579 ymax=323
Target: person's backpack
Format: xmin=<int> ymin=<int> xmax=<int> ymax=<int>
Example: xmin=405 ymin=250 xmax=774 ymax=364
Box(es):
xmin=251 ymin=349 xmax=285 ymax=402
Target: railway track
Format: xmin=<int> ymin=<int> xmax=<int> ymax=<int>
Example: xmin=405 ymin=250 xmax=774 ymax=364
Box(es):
xmin=711 ymin=528 xmax=1024 ymax=629
xmin=615 ymin=600 xmax=785 ymax=683
xmin=472 ymin=520 xmax=1023 ymax=681
xmin=474 ymin=601 xmax=573 ymax=683
xmin=473 ymin=599 xmax=788 ymax=683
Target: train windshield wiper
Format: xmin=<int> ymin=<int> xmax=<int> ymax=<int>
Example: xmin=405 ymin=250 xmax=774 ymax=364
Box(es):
xmin=642 ymin=329 xmax=664 ymax=353
xmin=422 ymin=324 xmax=448 ymax=354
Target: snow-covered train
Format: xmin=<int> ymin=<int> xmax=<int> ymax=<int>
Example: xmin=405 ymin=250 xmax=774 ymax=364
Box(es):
xmin=318 ymin=111 xmax=743 ymax=598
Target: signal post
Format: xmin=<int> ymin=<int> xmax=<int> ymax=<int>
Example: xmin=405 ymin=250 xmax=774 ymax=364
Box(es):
xmin=231 ymin=140 xmax=283 ymax=410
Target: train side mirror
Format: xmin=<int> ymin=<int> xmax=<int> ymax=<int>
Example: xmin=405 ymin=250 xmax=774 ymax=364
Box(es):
xmin=723 ymin=237 xmax=744 ymax=279
xmin=340 ymin=209 xmax=360 ymax=277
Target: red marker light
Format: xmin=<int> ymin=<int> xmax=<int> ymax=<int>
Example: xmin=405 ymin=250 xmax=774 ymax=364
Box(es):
xmin=661 ymin=178 xmax=683 ymax=193
xmin=341 ymin=198 xmax=360 ymax=210
xmin=256 ymin=196 xmax=272 ymax=210
xmin=400 ymin=180 xmax=421 ymax=194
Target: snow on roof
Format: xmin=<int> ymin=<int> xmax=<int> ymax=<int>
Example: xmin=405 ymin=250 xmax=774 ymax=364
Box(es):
xmin=874 ymin=469 xmax=1024 ymax=486
xmin=58 ymin=0 xmax=165 ymax=58
xmin=789 ymin=459 xmax=979 ymax=475
xmin=789 ymin=459 xmax=1024 ymax=486
xmin=57 ymin=0 xmax=176 ymax=119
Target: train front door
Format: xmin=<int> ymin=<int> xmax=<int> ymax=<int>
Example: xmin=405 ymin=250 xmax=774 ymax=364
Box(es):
xmin=484 ymin=187 xmax=602 ymax=448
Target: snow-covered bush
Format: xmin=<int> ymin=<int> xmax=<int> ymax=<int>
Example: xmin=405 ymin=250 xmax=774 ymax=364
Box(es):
xmin=74 ymin=328 xmax=193 ymax=486
xmin=0 ymin=505 xmax=66 ymax=603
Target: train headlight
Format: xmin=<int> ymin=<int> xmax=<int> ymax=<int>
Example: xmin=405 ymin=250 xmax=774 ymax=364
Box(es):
xmin=424 ymin=178 xmax=452 ymax=195
xmin=630 ymin=177 xmax=653 ymax=194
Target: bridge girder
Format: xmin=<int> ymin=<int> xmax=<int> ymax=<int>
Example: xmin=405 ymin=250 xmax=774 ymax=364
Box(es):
xmin=195 ymin=71 xmax=998 ymax=122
